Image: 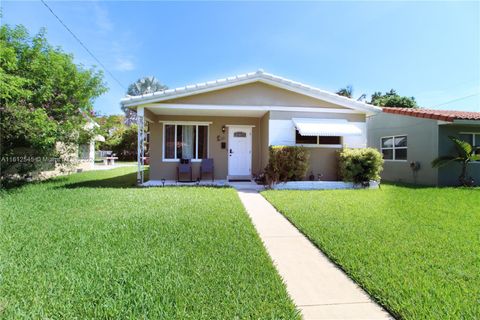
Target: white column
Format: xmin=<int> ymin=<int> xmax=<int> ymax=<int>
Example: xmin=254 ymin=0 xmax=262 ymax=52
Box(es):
xmin=137 ymin=107 xmax=145 ymax=185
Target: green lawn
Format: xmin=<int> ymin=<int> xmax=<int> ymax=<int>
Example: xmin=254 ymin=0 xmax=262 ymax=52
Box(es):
xmin=0 ymin=168 xmax=299 ymax=319
xmin=263 ymin=185 xmax=480 ymax=320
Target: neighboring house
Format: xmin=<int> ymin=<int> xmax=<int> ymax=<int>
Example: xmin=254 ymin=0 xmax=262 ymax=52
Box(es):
xmin=367 ymin=107 xmax=480 ymax=186
xmin=77 ymin=114 xmax=105 ymax=170
xmin=121 ymin=70 xmax=381 ymax=183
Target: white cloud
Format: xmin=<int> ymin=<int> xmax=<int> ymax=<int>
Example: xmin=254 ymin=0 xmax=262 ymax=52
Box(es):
xmin=114 ymin=57 xmax=135 ymax=71
xmin=92 ymin=2 xmax=113 ymax=33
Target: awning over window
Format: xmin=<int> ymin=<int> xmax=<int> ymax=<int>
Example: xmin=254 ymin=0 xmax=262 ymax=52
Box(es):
xmin=292 ymin=118 xmax=362 ymax=136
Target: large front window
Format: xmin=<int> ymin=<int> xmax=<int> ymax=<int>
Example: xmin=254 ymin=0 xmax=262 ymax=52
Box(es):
xmin=381 ymin=135 xmax=407 ymax=160
xmin=164 ymin=123 xmax=208 ymax=161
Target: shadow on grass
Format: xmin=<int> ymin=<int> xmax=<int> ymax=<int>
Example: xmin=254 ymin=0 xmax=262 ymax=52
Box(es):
xmin=61 ymin=171 xmax=146 ymax=189
xmin=381 ymin=181 xmax=433 ymax=189
xmin=381 ymin=181 xmax=480 ymax=190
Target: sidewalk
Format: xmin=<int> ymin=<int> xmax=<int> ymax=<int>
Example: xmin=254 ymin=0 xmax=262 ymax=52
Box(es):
xmin=236 ymin=189 xmax=392 ymax=320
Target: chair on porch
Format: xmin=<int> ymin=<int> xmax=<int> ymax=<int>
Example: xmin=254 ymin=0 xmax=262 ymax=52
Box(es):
xmin=177 ymin=159 xmax=193 ymax=182
xmin=200 ymin=158 xmax=214 ymax=182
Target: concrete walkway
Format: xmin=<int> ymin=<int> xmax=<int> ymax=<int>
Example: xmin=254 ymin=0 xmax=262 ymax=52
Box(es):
xmin=236 ymin=189 xmax=392 ymax=320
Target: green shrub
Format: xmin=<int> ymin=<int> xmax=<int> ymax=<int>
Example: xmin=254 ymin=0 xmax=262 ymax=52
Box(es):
xmin=265 ymin=146 xmax=310 ymax=185
xmin=338 ymin=148 xmax=383 ymax=184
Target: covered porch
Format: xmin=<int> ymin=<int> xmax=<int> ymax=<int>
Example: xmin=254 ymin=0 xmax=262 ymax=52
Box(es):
xmin=135 ymin=104 xmax=268 ymax=185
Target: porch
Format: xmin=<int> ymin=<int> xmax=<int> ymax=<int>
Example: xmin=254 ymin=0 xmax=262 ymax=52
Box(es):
xmin=138 ymin=110 xmax=265 ymax=184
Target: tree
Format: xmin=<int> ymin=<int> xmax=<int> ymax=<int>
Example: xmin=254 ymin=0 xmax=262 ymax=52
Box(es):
xmin=111 ymin=125 xmax=138 ymax=161
xmin=370 ymin=89 xmax=418 ymax=108
xmin=431 ymin=136 xmax=479 ymax=186
xmin=95 ymin=114 xmax=126 ymax=150
xmin=122 ymin=76 xmax=167 ymax=125
xmin=0 ymin=24 xmax=106 ymax=179
xmin=336 ymin=85 xmax=353 ymax=98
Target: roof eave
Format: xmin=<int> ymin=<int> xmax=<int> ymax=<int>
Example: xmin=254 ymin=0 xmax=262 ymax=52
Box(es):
xmin=120 ymin=73 xmax=381 ymax=114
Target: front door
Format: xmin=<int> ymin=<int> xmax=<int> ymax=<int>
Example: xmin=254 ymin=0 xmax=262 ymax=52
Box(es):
xmin=228 ymin=126 xmax=252 ymax=178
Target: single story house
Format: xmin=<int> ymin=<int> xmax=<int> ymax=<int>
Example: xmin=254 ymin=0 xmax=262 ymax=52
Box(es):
xmin=121 ymin=70 xmax=381 ymax=183
xmin=367 ymin=107 xmax=480 ymax=186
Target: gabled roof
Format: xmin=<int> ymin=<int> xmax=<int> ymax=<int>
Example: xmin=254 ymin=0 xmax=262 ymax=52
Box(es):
xmin=120 ymin=69 xmax=381 ymax=114
xmin=382 ymin=107 xmax=480 ymax=122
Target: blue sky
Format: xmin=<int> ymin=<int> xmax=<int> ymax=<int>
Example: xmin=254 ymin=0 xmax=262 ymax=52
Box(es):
xmin=2 ymin=1 xmax=479 ymax=115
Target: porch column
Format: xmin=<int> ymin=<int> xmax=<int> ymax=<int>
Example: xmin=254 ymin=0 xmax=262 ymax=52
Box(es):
xmin=137 ymin=106 xmax=145 ymax=185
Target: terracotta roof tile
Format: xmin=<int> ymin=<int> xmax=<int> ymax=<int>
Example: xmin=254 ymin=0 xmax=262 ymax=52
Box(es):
xmin=382 ymin=107 xmax=480 ymax=122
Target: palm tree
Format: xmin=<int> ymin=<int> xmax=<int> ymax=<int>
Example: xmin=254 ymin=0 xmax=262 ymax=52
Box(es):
xmin=431 ymin=136 xmax=479 ymax=186
xmin=336 ymin=85 xmax=353 ymax=98
xmin=122 ymin=77 xmax=168 ymax=125
xmin=127 ymin=76 xmax=168 ymax=96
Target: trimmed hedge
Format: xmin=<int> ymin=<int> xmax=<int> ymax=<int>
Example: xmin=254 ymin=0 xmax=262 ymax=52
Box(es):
xmin=338 ymin=148 xmax=383 ymax=184
xmin=265 ymin=146 xmax=310 ymax=185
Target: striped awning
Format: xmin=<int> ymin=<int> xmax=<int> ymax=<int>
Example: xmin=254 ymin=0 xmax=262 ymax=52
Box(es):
xmin=292 ymin=118 xmax=362 ymax=136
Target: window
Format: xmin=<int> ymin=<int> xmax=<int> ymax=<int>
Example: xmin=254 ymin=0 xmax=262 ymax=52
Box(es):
xmin=164 ymin=124 xmax=208 ymax=161
xmin=381 ymin=135 xmax=407 ymax=161
xmin=295 ymin=130 xmax=341 ymax=145
xmin=233 ymin=131 xmax=247 ymax=138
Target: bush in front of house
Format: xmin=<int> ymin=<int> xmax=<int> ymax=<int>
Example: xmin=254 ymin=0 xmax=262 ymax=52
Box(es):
xmin=338 ymin=148 xmax=383 ymax=185
xmin=265 ymin=146 xmax=310 ymax=185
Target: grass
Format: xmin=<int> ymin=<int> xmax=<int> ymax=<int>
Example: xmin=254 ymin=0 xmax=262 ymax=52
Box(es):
xmin=263 ymin=185 xmax=480 ymax=319
xmin=0 ymin=168 xmax=299 ymax=319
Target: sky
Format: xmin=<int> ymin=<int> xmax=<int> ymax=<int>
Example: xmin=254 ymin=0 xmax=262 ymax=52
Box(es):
xmin=2 ymin=1 xmax=480 ymax=115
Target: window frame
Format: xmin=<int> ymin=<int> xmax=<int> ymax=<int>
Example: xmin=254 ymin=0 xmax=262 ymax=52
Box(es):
xmin=380 ymin=135 xmax=408 ymax=162
xmin=459 ymin=132 xmax=480 ymax=163
xmin=162 ymin=122 xmax=210 ymax=162
xmin=294 ymin=130 xmax=343 ymax=148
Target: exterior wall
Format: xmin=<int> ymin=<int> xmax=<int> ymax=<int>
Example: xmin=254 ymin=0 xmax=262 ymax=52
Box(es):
xmin=437 ymin=124 xmax=480 ymax=186
xmin=149 ymin=115 xmax=261 ymax=180
xmin=308 ymin=148 xmax=341 ymax=181
xmin=268 ymin=111 xmax=367 ymax=148
xmin=266 ymin=111 xmax=364 ymax=181
xmin=367 ymin=112 xmax=439 ymax=185
xmin=162 ymin=82 xmax=349 ymax=109
xmin=260 ymin=112 xmax=270 ymax=170
xmin=144 ymin=82 xmax=373 ymax=182
xmin=144 ymin=108 xmax=157 ymax=122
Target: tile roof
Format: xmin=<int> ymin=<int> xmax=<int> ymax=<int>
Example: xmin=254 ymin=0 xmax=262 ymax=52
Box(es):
xmin=382 ymin=107 xmax=480 ymax=122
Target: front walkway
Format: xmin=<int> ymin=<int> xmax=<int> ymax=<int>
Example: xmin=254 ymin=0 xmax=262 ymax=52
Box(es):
xmin=236 ymin=189 xmax=392 ymax=320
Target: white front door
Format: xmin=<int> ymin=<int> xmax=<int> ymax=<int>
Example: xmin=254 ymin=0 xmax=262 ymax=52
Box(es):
xmin=228 ymin=126 xmax=252 ymax=177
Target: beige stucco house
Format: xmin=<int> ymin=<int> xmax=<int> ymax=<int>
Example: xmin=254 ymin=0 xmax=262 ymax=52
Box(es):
xmin=120 ymin=70 xmax=381 ymax=184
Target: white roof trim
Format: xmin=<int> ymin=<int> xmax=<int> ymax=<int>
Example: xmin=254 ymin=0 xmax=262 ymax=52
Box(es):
xmin=145 ymin=103 xmax=362 ymax=114
xmin=120 ymin=70 xmax=381 ymax=114
xmin=292 ymin=118 xmax=362 ymax=136
xmin=158 ymin=120 xmax=212 ymax=125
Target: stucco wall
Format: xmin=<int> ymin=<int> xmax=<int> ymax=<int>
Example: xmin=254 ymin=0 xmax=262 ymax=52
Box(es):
xmin=265 ymin=111 xmax=351 ymax=181
xmin=260 ymin=112 xmax=270 ymax=170
xmin=269 ymin=111 xmax=365 ymax=122
xmin=367 ymin=112 xmax=439 ymax=185
xmin=143 ymin=82 xmax=372 ymax=182
xmin=162 ymin=82 xmax=349 ymax=109
xmin=268 ymin=111 xmax=367 ymax=148
xmin=149 ymin=115 xmax=261 ymax=180
xmin=308 ymin=148 xmax=341 ymax=181
xmin=437 ymin=124 xmax=480 ymax=186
